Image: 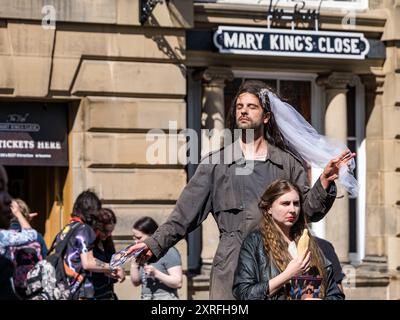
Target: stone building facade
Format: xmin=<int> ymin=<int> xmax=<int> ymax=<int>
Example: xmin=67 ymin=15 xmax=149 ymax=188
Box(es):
xmin=187 ymin=0 xmax=400 ymax=300
xmin=0 ymin=0 xmax=399 ymax=300
xmin=0 ymin=0 xmax=192 ymax=299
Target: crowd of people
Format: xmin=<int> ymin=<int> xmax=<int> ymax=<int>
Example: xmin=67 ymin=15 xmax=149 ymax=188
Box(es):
xmin=0 ymin=167 xmax=183 ymax=300
xmin=0 ymin=80 xmax=353 ymax=300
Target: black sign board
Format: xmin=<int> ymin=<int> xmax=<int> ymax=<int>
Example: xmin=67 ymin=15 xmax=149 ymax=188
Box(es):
xmin=213 ymin=26 xmax=370 ymax=60
xmin=0 ymin=102 xmax=68 ymax=166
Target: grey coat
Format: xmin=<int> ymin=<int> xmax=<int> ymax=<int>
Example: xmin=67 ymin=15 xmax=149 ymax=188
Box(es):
xmin=144 ymin=140 xmax=337 ymax=299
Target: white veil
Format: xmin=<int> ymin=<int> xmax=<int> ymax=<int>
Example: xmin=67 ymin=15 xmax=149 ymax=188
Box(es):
xmin=260 ymin=89 xmax=359 ymax=198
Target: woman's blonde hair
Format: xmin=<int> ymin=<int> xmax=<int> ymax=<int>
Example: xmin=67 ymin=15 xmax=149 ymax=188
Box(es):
xmin=14 ymin=198 xmax=31 ymax=220
xmin=259 ymin=179 xmax=327 ymax=299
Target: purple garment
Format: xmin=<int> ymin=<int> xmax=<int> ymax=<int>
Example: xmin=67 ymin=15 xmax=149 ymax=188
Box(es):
xmin=55 ymin=221 xmax=96 ymax=299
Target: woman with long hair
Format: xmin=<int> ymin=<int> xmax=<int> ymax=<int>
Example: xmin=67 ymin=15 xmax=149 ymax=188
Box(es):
xmin=233 ymin=180 xmax=344 ymax=300
xmin=92 ymin=207 xmax=122 ymax=299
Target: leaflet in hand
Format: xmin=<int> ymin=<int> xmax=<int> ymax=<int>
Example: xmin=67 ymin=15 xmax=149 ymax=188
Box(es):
xmin=289 ymin=274 xmax=322 ymax=300
xmin=110 ymin=244 xmax=145 ymax=269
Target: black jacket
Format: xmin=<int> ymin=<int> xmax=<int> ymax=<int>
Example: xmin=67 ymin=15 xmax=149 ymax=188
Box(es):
xmin=232 ymin=230 xmax=345 ymax=300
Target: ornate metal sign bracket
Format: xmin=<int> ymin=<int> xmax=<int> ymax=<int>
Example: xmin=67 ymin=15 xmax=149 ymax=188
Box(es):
xmin=266 ymin=0 xmax=324 ymax=32
xmin=140 ymin=0 xmax=165 ymax=25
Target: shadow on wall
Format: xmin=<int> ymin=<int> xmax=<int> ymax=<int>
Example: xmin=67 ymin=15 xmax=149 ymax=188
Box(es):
xmin=147 ymin=14 xmax=186 ymax=78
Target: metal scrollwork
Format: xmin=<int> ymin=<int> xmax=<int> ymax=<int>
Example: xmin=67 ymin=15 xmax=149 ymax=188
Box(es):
xmin=140 ymin=0 xmax=165 ymax=25
xmin=266 ymin=0 xmax=324 ymax=31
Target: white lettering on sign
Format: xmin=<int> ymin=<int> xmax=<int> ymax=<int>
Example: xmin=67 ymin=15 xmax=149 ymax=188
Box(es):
xmin=0 ymin=140 xmax=61 ymax=150
xmin=224 ymin=32 xmax=237 ymax=48
xmin=305 ymin=37 xmax=313 ymax=51
xmin=294 ymin=36 xmax=303 ymax=51
xmin=270 ymin=34 xmax=279 ymax=50
xmin=0 ymin=140 xmax=35 ymax=149
xmin=238 ymin=33 xmax=247 ymax=48
xmin=224 ymin=32 xmax=264 ymax=50
xmin=351 ymin=38 xmax=360 ymax=54
xmin=270 ymin=35 xmax=360 ymax=55
xmin=214 ymin=26 xmax=370 ymax=60
xmin=37 ymin=141 xmax=61 ymax=150
xmin=270 ymin=35 xmax=314 ymax=52
xmin=318 ymin=37 xmax=360 ymax=54
xmin=318 ymin=38 xmax=325 ymax=52
xmin=343 ymin=38 xmax=351 ymax=53
xmin=255 ymin=33 xmax=264 ymax=50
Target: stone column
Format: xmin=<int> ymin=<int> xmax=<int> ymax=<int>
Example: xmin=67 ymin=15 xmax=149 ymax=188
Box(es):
xmin=198 ymin=67 xmax=234 ymax=156
xmin=196 ymin=67 xmax=234 ymax=264
xmin=317 ymin=72 xmax=356 ymax=263
xmin=360 ymin=73 xmax=385 ymax=260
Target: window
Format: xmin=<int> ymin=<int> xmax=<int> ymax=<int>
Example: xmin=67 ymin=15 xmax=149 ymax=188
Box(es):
xmin=347 ymin=85 xmax=357 ymax=254
xmin=348 ymin=79 xmax=366 ymax=263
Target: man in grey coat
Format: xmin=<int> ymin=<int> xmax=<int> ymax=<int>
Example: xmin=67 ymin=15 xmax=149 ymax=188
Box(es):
xmin=130 ymin=80 xmax=355 ymax=299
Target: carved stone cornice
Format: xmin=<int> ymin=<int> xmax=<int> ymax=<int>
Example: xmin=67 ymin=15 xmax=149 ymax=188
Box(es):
xmin=360 ymin=74 xmax=383 ymax=92
xmin=194 ymin=66 xmax=234 ymax=87
xmin=361 ymin=67 xmax=385 ymax=95
xmin=316 ymin=72 xmax=357 ymax=89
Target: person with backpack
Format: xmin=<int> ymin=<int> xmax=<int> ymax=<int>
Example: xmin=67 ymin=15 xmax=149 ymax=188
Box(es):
xmin=0 ymin=166 xmax=37 ymax=300
xmin=53 ymin=190 xmax=125 ymax=299
xmin=9 ymin=199 xmax=45 ymax=298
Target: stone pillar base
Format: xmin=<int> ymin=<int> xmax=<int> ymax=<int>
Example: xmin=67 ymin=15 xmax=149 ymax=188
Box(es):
xmin=342 ymin=256 xmax=390 ymax=299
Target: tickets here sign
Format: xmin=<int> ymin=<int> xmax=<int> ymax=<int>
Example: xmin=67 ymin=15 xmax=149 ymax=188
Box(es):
xmin=0 ymin=102 xmax=68 ymax=166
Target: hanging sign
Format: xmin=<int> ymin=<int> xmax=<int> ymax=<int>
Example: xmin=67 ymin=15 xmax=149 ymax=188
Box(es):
xmin=213 ymin=26 xmax=370 ymax=60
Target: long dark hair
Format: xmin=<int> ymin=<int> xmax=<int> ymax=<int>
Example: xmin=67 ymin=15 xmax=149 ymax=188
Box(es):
xmin=133 ymin=216 xmax=158 ymax=236
xmin=94 ymin=207 xmax=117 ymax=255
xmin=0 ymin=165 xmax=12 ymax=230
xmin=258 ymin=179 xmax=327 ymax=299
xmin=72 ymin=189 xmax=101 ymax=227
xmin=227 ymin=80 xmax=289 ymax=151
xmin=0 ymin=166 xmax=8 ymax=191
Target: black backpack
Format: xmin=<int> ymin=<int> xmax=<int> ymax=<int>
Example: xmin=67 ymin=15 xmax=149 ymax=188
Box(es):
xmin=26 ymin=223 xmax=82 ymax=300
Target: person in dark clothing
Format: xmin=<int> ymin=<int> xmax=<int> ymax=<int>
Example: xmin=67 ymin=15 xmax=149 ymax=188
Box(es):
xmin=127 ymin=80 xmax=356 ymax=299
xmin=0 ymin=165 xmax=18 ymax=300
xmin=91 ymin=208 xmax=121 ymax=300
xmin=0 ymin=166 xmax=38 ymax=300
xmin=315 ymin=237 xmax=345 ymax=292
xmin=233 ymin=180 xmax=344 ymax=300
xmin=53 ymin=190 xmax=124 ymax=299
xmin=0 ymin=255 xmax=18 ymax=300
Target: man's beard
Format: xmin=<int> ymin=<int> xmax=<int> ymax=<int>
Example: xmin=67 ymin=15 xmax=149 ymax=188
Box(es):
xmin=236 ymin=120 xmax=261 ymax=130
